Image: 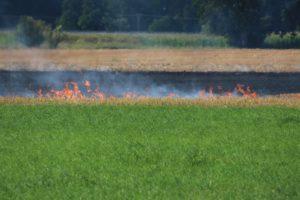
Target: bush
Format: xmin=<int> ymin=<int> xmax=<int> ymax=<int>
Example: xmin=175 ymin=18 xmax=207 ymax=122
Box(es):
xmin=16 ymin=16 xmax=63 ymax=48
xmin=44 ymin=25 xmax=64 ymax=48
xmin=264 ymin=32 xmax=300 ymax=48
xmin=16 ymin=16 xmax=50 ymax=47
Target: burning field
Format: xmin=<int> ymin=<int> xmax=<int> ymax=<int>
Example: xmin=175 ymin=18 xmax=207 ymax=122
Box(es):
xmin=0 ymin=49 xmax=299 ymax=199
xmin=1 ymin=48 xmax=299 ymax=102
xmin=0 ymin=70 xmax=300 ymax=104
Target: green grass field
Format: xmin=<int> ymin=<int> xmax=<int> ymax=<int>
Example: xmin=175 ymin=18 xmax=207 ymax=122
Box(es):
xmin=0 ymin=104 xmax=299 ymax=199
xmin=60 ymin=32 xmax=229 ymax=49
xmin=0 ymin=31 xmax=229 ymax=49
xmin=2 ymin=31 xmax=300 ymax=49
xmin=0 ymin=32 xmax=20 ymax=48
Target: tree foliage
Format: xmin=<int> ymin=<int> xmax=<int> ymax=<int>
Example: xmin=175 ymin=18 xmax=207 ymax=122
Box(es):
xmin=16 ymin=16 xmax=63 ymax=48
xmin=58 ymin=0 xmax=81 ymax=30
xmin=1 ymin=0 xmax=300 ymax=47
xmin=16 ymin=16 xmax=50 ymax=46
xmin=78 ymin=0 xmax=104 ymax=30
xmin=192 ymin=0 xmax=300 ymax=46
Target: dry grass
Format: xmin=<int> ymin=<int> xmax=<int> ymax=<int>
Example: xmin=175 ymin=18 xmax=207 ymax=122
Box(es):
xmin=1 ymin=49 xmax=300 ymax=72
xmin=1 ymin=96 xmax=299 ymax=108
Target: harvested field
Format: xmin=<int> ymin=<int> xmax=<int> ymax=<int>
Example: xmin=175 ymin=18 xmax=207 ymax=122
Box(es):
xmin=1 ymin=49 xmax=300 ymax=72
xmin=1 ymin=96 xmax=300 ymax=107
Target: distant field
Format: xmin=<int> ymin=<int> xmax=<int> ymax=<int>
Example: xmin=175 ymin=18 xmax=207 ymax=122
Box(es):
xmin=0 ymin=31 xmax=229 ymax=49
xmin=1 ymin=49 xmax=300 ymax=72
xmin=1 ymin=31 xmax=300 ymax=49
xmin=0 ymin=103 xmax=299 ymax=199
xmin=61 ymin=32 xmax=229 ymax=49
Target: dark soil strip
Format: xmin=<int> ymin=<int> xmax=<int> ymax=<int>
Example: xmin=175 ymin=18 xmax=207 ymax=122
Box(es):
xmin=0 ymin=70 xmax=299 ymax=97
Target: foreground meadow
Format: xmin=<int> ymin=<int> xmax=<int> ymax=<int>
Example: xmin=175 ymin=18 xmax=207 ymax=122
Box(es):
xmin=0 ymin=100 xmax=299 ymax=199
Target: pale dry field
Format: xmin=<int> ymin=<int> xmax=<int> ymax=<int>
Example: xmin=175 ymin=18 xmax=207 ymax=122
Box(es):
xmin=1 ymin=95 xmax=300 ymax=107
xmin=0 ymin=49 xmax=300 ymax=72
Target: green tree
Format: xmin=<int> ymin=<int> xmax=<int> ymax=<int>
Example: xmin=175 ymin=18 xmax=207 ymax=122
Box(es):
xmin=4 ymin=0 xmax=300 ymax=38
xmin=16 ymin=16 xmax=50 ymax=46
xmin=259 ymin=0 xmax=295 ymax=33
xmin=78 ymin=0 xmax=104 ymax=30
xmin=1 ymin=0 xmax=62 ymax=27
xmin=193 ymin=0 xmax=300 ymax=47
xmin=59 ymin=0 xmax=81 ymax=30
xmin=102 ymin=0 xmax=129 ymax=31
xmin=193 ymin=0 xmax=262 ymax=47
xmin=149 ymin=0 xmax=200 ymax=32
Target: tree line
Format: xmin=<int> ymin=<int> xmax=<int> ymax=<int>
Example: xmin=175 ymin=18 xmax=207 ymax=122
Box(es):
xmin=1 ymin=0 xmax=299 ymax=47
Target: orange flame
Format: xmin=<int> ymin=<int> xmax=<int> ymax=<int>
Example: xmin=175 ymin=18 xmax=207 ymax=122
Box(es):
xmin=235 ymin=84 xmax=257 ymax=98
xmin=84 ymin=80 xmax=92 ymax=93
xmin=39 ymin=81 xmax=104 ymax=99
xmin=37 ymin=81 xmax=258 ymax=99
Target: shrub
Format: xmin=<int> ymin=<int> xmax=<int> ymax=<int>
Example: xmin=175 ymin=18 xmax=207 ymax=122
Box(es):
xmin=16 ymin=16 xmax=63 ymax=48
xmin=16 ymin=16 xmax=50 ymax=47
xmin=44 ymin=25 xmax=64 ymax=48
xmin=264 ymin=32 xmax=300 ymax=48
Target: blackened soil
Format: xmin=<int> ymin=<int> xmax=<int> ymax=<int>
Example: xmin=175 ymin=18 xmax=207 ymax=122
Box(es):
xmin=0 ymin=70 xmax=299 ymax=97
